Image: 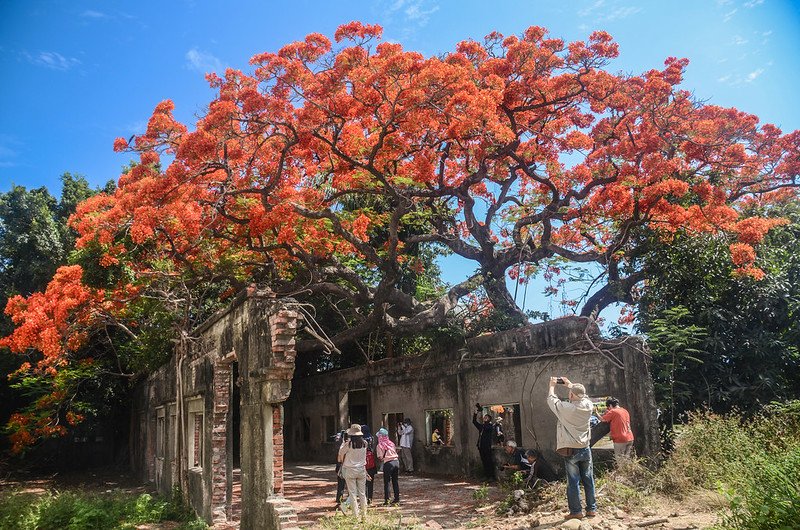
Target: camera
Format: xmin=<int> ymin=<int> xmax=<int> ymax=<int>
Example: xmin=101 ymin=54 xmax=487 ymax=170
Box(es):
xmin=475 ymin=402 xmax=482 ymax=412
xmin=556 ymin=377 xmax=565 ymax=385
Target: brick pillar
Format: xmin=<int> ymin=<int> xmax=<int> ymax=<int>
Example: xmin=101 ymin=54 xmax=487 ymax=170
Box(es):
xmin=268 ymin=309 xmax=297 ymax=499
xmin=211 ymin=357 xmax=234 ymax=524
xmin=273 ymin=404 xmax=284 ymax=495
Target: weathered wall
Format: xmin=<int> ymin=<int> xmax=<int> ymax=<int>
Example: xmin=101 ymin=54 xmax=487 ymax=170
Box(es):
xmin=285 ymin=317 xmax=659 ymax=475
xmin=130 ymin=291 xmax=300 ymax=529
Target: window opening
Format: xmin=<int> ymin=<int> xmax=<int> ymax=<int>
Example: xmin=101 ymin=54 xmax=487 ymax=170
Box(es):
xmin=425 ymin=409 xmax=454 ymax=446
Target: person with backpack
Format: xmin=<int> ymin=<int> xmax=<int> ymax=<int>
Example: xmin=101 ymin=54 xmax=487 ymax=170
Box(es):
xmin=376 ymin=427 xmax=401 ymax=505
xmin=361 ymin=424 xmax=378 ymax=504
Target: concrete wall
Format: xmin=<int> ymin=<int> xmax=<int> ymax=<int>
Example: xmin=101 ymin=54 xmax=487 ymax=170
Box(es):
xmin=285 ymin=317 xmax=659 ymax=475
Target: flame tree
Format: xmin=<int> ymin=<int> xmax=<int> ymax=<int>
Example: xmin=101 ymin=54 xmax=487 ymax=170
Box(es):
xmin=2 ymin=22 xmax=799 ymax=450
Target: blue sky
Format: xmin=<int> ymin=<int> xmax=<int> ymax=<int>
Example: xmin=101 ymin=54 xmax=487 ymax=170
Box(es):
xmin=1 ymin=0 xmax=798 ymax=323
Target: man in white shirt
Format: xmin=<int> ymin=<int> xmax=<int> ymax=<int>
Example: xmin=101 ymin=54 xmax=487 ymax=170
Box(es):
xmin=397 ymin=419 xmax=414 ymax=473
xmin=547 ymin=376 xmax=597 ymax=521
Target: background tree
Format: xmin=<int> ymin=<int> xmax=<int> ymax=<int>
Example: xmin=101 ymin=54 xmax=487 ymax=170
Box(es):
xmin=0 ymin=174 xmax=116 ymax=453
xmin=3 ymin=22 xmax=799 ymax=450
xmin=639 ymin=202 xmax=800 ymax=421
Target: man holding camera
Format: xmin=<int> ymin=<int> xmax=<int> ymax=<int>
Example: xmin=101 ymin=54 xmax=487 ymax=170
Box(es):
xmin=472 ymin=403 xmax=496 ymax=481
xmin=547 ymin=376 xmax=597 ymax=520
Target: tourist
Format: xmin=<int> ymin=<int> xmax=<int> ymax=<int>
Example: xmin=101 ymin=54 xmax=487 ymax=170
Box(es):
xmin=601 ymin=397 xmax=635 ymax=461
xmin=334 ymin=430 xmax=348 ymax=505
xmin=361 ymin=424 xmax=378 ymax=504
xmin=397 ymin=418 xmax=415 ymax=473
xmin=472 ymin=404 xmax=496 ymax=481
xmin=338 ymin=424 xmax=369 ymax=521
xmin=501 ymin=440 xmax=525 ymax=479
xmin=376 ymin=428 xmax=401 ymax=505
xmin=431 ymin=427 xmax=443 ymax=445
xmin=524 ymin=449 xmax=558 ymax=484
xmin=494 ymin=417 xmax=505 ymax=445
xmin=547 ymin=376 xmax=597 ymax=520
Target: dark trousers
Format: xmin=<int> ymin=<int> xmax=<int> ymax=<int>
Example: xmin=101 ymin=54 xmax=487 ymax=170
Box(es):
xmin=366 ymin=466 xmax=377 ymax=501
xmin=335 ymin=463 xmax=346 ymax=502
xmin=382 ymin=459 xmax=400 ymax=502
xmin=479 ymin=447 xmax=495 ymax=480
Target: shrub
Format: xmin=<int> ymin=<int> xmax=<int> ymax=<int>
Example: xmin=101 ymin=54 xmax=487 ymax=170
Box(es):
xmin=654 ymin=400 xmax=800 ymax=528
xmin=0 ymin=489 xmax=206 ymax=530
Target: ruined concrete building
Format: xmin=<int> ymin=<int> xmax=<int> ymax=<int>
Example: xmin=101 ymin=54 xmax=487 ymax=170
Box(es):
xmin=131 ymin=291 xmax=659 ymax=528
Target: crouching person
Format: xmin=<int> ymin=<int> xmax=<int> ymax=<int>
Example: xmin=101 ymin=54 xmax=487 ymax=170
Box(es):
xmin=501 ymin=440 xmax=526 ymax=481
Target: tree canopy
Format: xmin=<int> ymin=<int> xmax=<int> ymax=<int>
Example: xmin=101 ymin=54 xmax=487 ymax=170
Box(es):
xmin=640 ymin=203 xmax=800 ymax=421
xmin=2 ymin=22 xmax=799 ymax=450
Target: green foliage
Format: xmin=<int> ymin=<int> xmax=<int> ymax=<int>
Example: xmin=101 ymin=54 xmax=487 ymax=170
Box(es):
xmin=472 ymin=483 xmax=489 ymax=503
xmin=638 ymin=203 xmax=800 ymax=417
xmin=645 ymin=305 xmax=707 ymax=432
xmin=0 ymin=174 xmax=109 ymax=451
xmin=652 ymin=401 xmax=800 ymax=529
xmin=0 ymin=489 xmax=206 ymax=530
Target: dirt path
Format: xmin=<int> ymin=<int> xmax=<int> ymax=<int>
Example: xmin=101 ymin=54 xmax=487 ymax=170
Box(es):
xmin=284 ymin=463 xmax=505 ymax=528
xmin=283 ymin=462 xmax=721 ymax=529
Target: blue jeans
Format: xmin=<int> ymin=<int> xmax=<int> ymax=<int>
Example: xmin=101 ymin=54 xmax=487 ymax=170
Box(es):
xmin=563 ymin=447 xmax=597 ymax=515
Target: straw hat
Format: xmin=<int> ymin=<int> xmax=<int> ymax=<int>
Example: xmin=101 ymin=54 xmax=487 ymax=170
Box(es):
xmin=346 ymin=423 xmax=363 ymax=436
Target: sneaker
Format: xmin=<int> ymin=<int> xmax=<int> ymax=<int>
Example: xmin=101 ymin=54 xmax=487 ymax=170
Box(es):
xmin=586 ymin=510 xmax=597 ymax=518
xmin=391 ymin=500 xmax=401 ymax=506
xmin=383 ymin=500 xmax=391 ymax=506
xmin=565 ymin=512 xmax=584 ymax=520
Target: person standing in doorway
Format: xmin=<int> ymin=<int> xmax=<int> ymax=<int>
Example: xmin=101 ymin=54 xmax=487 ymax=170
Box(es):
xmin=338 ymin=424 xmax=369 ymax=522
xmin=547 ymin=377 xmax=597 ymax=521
xmin=376 ymin=428 xmax=401 ymax=505
xmin=472 ymin=404 xmax=496 ymax=481
xmin=397 ymin=418 xmax=415 ymax=473
xmin=601 ymin=397 xmax=635 ymax=461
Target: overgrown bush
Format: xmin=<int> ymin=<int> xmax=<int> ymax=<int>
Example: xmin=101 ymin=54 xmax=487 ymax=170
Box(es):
xmin=651 ymin=401 xmax=800 ymax=528
xmin=0 ymin=488 xmax=206 ymax=530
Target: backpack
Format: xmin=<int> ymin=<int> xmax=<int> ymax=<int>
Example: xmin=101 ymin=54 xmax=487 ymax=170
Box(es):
xmin=365 ymin=448 xmax=376 ymax=469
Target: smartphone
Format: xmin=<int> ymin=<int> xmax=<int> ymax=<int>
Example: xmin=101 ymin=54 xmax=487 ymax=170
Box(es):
xmin=556 ymin=377 xmax=565 ymax=385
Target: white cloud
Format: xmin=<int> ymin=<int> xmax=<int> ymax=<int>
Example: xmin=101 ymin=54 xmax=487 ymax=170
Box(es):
xmin=746 ymin=68 xmax=764 ymax=81
xmin=605 ymin=6 xmax=642 ymax=21
xmin=185 ymin=48 xmax=224 ymax=73
xmin=732 ymin=35 xmax=748 ymax=45
xmin=717 ymin=65 xmax=768 ymax=85
xmin=405 ymin=2 xmax=439 ymax=26
xmin=382 ymin=0 xmax=440 ymax=40
xmin=25 ymin=51 xmax=81 ymax=71
xmin=723 ymin=8 xmax=738 ymax=21
xmin=577 ymin=0 xmax=640 ymax=22
xmin=81 ymin=10 xmax=109 ymax=19
xmin=744 ymin=0 xmax=764 ymax=8
xmin=578 ymin=0 xmax=605 ymax=17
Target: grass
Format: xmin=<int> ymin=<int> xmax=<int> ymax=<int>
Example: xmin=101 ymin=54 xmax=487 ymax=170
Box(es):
xmin=318 ymin=510 xmax=424 ymax=529
xmin=0 ymin=487 xmax=207 ymax=530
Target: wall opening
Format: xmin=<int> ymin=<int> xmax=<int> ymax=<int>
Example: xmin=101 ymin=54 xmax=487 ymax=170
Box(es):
xmin=382 ymin=412 xmax=405 ymax=445
xmin=425 ymin=409 xmax=454 ymax=446
xmin=231 ymin=361 xmax=241 ymax=468
xmin=347 ymin=389 xmax=369 ymax=426
xmin=481 ymin=403 xmax=522 ymax=444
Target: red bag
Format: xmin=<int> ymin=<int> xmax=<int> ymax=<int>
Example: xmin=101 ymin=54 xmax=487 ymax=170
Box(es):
xmin=365 ymin=448 xmax=376 ymax=469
